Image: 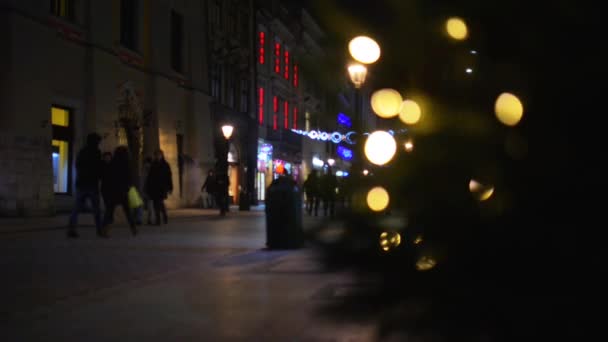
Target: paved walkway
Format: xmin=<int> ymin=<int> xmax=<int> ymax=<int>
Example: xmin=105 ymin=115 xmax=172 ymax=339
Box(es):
xmin=0 ymin=209 xmax=377 ymax=341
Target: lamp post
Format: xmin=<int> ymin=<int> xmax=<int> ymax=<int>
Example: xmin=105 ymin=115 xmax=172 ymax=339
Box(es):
xmin=218 ymin=124 xmax=233 ymax=216
xmin=347 ymin=64 xmax=368 ymax=173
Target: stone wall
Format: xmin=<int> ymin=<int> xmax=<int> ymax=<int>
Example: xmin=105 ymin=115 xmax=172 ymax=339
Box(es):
xmin=0 ymin=134 xmax=54 ymax=216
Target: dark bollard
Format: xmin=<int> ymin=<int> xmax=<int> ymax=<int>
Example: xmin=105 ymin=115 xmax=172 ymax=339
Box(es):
xmin=265 ymin=176 xmax=303 ymax=249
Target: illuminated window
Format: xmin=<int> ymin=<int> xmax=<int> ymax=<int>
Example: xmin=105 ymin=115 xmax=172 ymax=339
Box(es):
xmin=293 ymin=63 xmax=299 ymax=87
xmin=50 ymin=0 xmax=75 ymax=21
xmin=258 ymin=87 xmax=264 ymax=125
xmin=284 ymin=50 xmax=289 ymax=79
xmin=51 ymin=106 xmax=73 ymax=194
xmin=274 ymin=40 xmax=281 ymax=74
xmin=293 ymin=106 xmax=298 ymax=129
xmin=283 ymin=101 xmax=289 ymax=129
xmin=258 ymin=31 xmax=265 ymax=64
xmin=273 ymin=96 xmax=278 ymax=130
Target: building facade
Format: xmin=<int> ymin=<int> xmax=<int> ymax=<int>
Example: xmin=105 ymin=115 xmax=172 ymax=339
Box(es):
xmin=0 ymin=0 xmax=216 ymax=216
xmin=254 ymin=1 xmax=331 ymax=200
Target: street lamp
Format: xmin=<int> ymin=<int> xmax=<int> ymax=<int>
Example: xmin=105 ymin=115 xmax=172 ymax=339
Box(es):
xmin=348 ymin=64 xmax=367 ymax=89
xmin=222 ymin=124 xmax=234 ymax=140
xmin=218 ymin=124 xmax=234 ymax=216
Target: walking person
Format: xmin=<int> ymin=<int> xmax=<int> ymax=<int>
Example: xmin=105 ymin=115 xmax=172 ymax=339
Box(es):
xmin=215 ymin=172 xmax=229 ymax=216
xmin=145 ymin=149 xmax=173 ymax=225
xmin=201 ymin=169 xmax=217 ymax=209
xmin=67 ymin=133 xmax=104 ymax=238
xmin=303 ymin=170 xmax=320 ymax=216
xmin=320 ymin=166 xmax=338 ymax=217
xmin=102 ymin=146 xmax=138 ymax=236
xmin=100 ymin=151 xmax=113 ymax=224
xmin=141 ymin=157 xmax=154 ymax=225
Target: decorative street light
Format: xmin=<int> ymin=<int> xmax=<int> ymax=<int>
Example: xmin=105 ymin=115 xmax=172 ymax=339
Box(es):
xmin=348 ymin=64 xmax=367 ymax=89
xmin=222 ymin=124 xmax=234 ymax=140
xmin=218 ymin=124 xmax=234 ymax=216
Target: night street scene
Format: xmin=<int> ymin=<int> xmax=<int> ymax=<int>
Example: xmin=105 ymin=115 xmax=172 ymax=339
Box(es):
xmin=0 ymin=0 xmax=591 ymax=340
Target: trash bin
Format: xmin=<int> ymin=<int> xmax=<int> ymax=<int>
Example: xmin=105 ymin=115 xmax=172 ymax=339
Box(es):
xmin=265 ymin=176 xmax=303 ymax=249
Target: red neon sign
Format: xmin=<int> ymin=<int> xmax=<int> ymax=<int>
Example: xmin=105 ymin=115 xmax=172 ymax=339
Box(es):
xmin=258 ymin=87 xmax=264 ymax=125
xmin=284 ymin=101 xmax=289 ymax=129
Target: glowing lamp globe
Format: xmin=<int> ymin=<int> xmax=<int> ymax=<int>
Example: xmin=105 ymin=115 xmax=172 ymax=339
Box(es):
xmin=495 ymin=93 xmax=524 ymax=126
xmin=469 ymin=179 xmax=495 ymax=201
xmin=348 ymin=36 xmax=381 ymax=64
xmin=367 ymin=186 xmax=390 ymax=212
xmin=379 ymin=231 xmax=401 ymax=252
xmin=364 ymin=131 xmax=397 ymax=165
xmin=446 ymin=17 xmax=468 ymax=40
xmin=399 ymin=99 xmax=422 ymax=124
xmin=371 ymin=89 xmax=403 ymax=118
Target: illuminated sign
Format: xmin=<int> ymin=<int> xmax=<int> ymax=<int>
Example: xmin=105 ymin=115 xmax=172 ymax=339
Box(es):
xmin=291 ymin=129 xmax=356 ymax=145
xmin=337 ymin=112 xmax=352 ymax=127
xmin=337 ymin=146 xmax=353 ymax=161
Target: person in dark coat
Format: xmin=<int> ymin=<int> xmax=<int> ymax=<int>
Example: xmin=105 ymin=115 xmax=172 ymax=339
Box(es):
xmin=320 ymin=166 xmax=338 ymax=217
xmin=100 ymin=151 xmax=113 ymax=223
xmin=102 ymin=146 xmax=137 ymax=236
xmin=201 ymin=169 xmax=217 ymax=208
xmin=145 ymin=149 xmax=173 ymax=225
xmin=68 ymin=132 xmax=104 ymax=238
xmin=303 ymin=170 xmax=321 ymax=216
xmin=215 ymin=172 xmax=229 ymax=216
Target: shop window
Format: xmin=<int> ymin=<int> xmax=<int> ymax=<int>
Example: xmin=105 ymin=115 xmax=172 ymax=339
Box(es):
xmin=51 ymin=106 xmax=73 ymax=194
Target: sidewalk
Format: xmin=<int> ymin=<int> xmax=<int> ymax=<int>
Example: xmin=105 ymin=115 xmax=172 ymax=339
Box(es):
xmin=0 ymin=205 xmax=265 ymax=234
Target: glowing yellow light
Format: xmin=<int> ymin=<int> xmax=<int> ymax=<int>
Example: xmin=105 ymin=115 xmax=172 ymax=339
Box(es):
xmin=364 ymin=131 xmax=397 ymax=165
xmin=379 ymin=231 xmax=401 ymax=252
xmin=414 ymin=235 xmax=423 ymax=245
xmin=469 ymin=179 xmax=495 ymax=201
xmin=371 ymin=89 xmax=403 ymax=118
xmin=363 ymin=169 xmax=369 ymax=176
xmin=367 ymin=186 xmax=390 ymax=212
xmin=416 ymin=256 xmax=437 ymax=271
xmin=348 ymin=36 xmax=381 ymax=64
xmin=446 ymin=17 xmax=468 ymax=40
xmin=495 ymin=92 xmax=524 ymax=126
xmin=404 ymin=140 xmax=414 ymax=152
xmin=399 ymin=99 xmax=422 ymax=124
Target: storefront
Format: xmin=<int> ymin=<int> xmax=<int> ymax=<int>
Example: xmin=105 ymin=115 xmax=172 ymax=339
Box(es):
xmin=256 ymin=140 xmax=273 ymax=201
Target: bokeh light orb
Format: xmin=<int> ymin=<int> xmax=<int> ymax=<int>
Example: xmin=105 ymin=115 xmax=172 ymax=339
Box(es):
xmin=416 ymin=256 xmax=437 ymax=271
xmin=367 ymin=186 xmax=390 ymax=212
xmin=348 ymin=36 xmax=381 ymax=64
xmin=495 ymin=92 xmax=524 ymax=126
xmin=380 ymin=231 xmax=401 ymax=252
xmin=446 ymin=17 xmax=468 ymax=40
xmin=371 ymin=89 xmax=403 ymax=118
xmin=399 ymin=99 xmax=422 ymax=124
xmin=469 ymin=179 xmax=495 ymax=201
xmin=364 ymin=131 xmax=397 ymax=165
xmin=404 ymin=140 xmax=414 ymax=152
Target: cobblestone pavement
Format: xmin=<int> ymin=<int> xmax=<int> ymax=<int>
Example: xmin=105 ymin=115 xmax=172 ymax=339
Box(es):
xmin=0 ymin=209 xmax=377 ymax=341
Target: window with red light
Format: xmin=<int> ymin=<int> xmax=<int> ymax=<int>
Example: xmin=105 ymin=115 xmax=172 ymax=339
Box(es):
xmin=274 ymin=41 xmax=281 ymax=74
xmin=258 ymin=31 xmax=265 ymax=64
xmin=283 ymin=101 xmax=289 ymax=129
xmin=273 ymin=96 xmax=278 ymax=130
xmin=258 ymin=87 xmax=264 ymax=125
xmin=293 ymin=106 xmax=298 ymax=129
xmin=284 ymin=50 xmax=289 ymax=79
xmin=293 ymin=63 xmax=299 ymax=87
